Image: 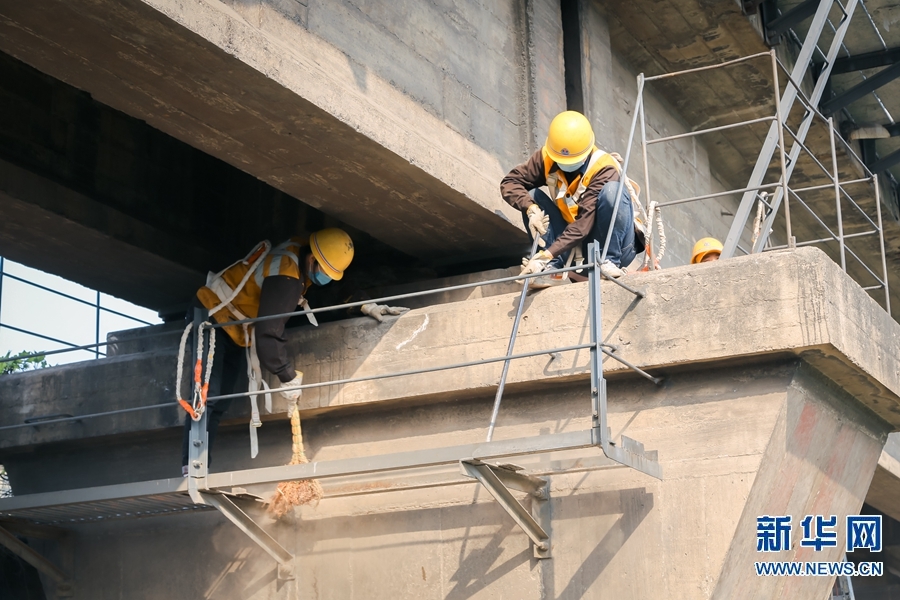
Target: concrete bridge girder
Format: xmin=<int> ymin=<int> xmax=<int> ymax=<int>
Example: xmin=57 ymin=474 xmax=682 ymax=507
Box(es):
xmin=0 ymin=0 xmax=526 ymax=258
xmin=1 ymin=248 xmax=899 ymax=597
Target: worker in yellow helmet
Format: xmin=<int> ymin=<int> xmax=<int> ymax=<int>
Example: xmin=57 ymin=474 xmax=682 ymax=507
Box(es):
xmin=500 ymin=110 xmax=644 ymax=287
xmin=181 ymin=228 xmax=407 ymax=474
xmin=691 ymin=238 xmax=723 ymax=264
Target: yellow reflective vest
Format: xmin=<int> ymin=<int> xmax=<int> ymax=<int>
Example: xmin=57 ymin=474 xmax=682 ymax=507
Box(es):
xmin=541 ymin=146 xmax=623 ymax=223
xmin=196 ymin=237 xmax=311 ymax=347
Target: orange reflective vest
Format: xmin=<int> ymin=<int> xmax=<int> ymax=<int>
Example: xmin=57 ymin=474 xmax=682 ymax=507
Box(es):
xmin=196 ymin=237 xmax=311 ymax=347
xmin=541 ymin=146 xmax=622 ymax=223
xmin=541 ymin=147 xmax=646 ymax=248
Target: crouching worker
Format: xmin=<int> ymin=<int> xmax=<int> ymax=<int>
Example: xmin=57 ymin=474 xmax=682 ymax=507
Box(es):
xmin=180 ymin=228 xmax=407 ymax=476
xmin=500 ymin=110 xmax=645 ymax=288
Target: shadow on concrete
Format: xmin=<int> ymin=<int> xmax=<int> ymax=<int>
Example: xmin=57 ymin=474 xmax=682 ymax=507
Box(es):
xmin=272 ymin=486 xmax=654 ymax=598
xmin=543 ymin=487 xmax=654 ymax=599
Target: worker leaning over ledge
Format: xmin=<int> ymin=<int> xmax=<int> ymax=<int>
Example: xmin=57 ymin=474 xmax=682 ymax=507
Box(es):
xmin=500 ymin=110 xmax=645 ymax=288
xmin=181 ymin=228 xmax=407 ymax=476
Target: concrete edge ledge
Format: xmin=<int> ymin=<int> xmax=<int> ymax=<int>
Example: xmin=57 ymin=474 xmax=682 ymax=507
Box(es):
xmin=3 ymin=247 xmax=900 ymax=450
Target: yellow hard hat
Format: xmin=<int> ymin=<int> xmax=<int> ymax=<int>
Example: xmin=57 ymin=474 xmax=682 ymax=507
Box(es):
xmin=544 ymin=111 xmax=595 ymax=165
xmin=691 ymin=238 xmax=723 ymax=264
xmin=310 ymin=228 xmax=354 ymax=280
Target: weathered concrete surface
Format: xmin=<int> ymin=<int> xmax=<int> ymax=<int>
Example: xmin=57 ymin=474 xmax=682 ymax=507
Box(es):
xmin=865 ymin=433 xmax=900 ymax=522
xmin=0 ymin=0 xmax=527 ymax=262
xmin=2 ymin=247 xmax=898 ymax=598
xmin=3 ymin=246 xmax=899 ymax=453
xmin=18 ymin=360 xmax=889 ymax=599
xmin=2 ymin=245 xmax=900 ymax=518
xmin=0 ymin=0 xmax=793 ymax=303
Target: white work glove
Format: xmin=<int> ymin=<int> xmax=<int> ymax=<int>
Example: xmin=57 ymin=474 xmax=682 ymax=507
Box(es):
xmin=361 ymin=303 xmax=410 ymax=323
xmin=526 ymin=204 xmax=549 ymax=247
xmin=520 ymin=250 xmax=553 ymax=277
xmin=280 ymin=372 xmax=303 ymax=403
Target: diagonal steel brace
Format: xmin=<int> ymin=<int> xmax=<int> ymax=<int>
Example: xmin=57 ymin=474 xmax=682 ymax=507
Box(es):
xmin=0 ymin=524 xmax=74 ymax=596
xmin=197 ymin=491 xmax=295 ymax=580
xmin=460 ymin=460 xmax=551 ymax=559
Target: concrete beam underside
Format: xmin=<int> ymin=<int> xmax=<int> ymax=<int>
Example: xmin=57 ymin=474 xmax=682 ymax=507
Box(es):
xmin=0 ymin=0 xmax=526 ymax=260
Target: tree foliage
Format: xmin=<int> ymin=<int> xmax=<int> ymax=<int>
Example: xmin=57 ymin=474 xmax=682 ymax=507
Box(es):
xmin=0 ymin=351 xmax=49 ymax=375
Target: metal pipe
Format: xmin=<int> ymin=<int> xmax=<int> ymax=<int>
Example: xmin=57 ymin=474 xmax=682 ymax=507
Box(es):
xmin=839 ymin=185 xmax=880 ymax=230
xmin=601 ymin=347 xmax=662 ymax=385
xmin=0 ymin=328 xmax=182 ymax=365
xmin=656 ymin=182 xmax=782 ymax=208
xmin=207 ymin=343 xmax=598 ymax=403
xmin=780 ymin=121 xmax=840 ymax=182
xmin=772 ymin=48 xmax=793 ymax=247
xmin=646 ymin=116 xmax=776 ymax=145
xmin=589 ymin=242 xmax=604 ymax=433
xmin=644 ymin=51 xmax=771 ymax=81
xmin=874 ymin=174 xmax=892 ymax=314
xmin=725 ymin=3 xmax=860 ymax=258
xmin=787 ymin=188 xmax=842 ymax=243
xmin=829 ymin=117 xmax=847 ymax=271
xmin=765 ymin=229 xmax=877 ymax=250
xmin=0 ymin=402 xmax=181 ymax=431
xmin=833 ymin=127 xmax=876 ymax=179
xmin=205 ymin=262 xmax=598 ymax=330
xmin=0 ymin=271 xmax=153 ymax=326
xmin=640 ymin=88 xmax=652 ymax=232
xmin=603 ymin=274 xmax=645 ymax=297
xmin=791 ymin=178 xmax=870 ymax=193
xmin=95 ymin=291 xmax=101 ymax=359
xmin=486 ymin=236 xmax=540 ymax=442
xmin=0 ymin=323 xmax=103 ymax=357
xmin=601 ymin=75 xmax=644 ymax=263
xmin=774 ymin=57 xmax=833 ymax=124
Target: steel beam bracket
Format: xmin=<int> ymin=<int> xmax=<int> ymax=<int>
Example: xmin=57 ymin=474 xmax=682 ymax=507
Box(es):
xmin=195 ymin=490 xmax=296 ymax=580
xmin=460 ymin=460 xmax=551 ymax=559
xmin=0 ymin=524 xmax=74 ymax=596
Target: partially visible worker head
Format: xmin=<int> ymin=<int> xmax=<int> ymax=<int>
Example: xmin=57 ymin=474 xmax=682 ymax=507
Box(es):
xmin=691 ymin=238 xmax=723 ymax=264
xmin=545 ymin=111 xmax=595 ymax=172
xmin=307 ymin=228 xmax=354 ymax=286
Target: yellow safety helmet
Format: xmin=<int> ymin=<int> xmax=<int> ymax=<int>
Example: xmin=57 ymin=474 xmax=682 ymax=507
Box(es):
xmin=310 ymin=228 xmax=354 ymax=280
xmin=691 ymin=238 xmax=724 ymax=264
xmin=544 ymin=111 xmax=595 ymax=165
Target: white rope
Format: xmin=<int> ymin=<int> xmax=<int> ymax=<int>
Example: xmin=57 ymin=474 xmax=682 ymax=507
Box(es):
xmin=175 ymin=322 xmax=193 ymax=406
xmin=189 ymin=322 xmax=217 ymax=418
xmin=206 ymin=241 xmax=271 ymax=317
xmin=655 ymin=202 xmax=667 ymax=265
xmin=641 ymin=201 xmax=665 ymax=270
xmin=641 ymin=201 xmax=656 ymax=271
xmin=204 ymin=326 xmax=216 ymax=390
xmin=752 ymin=193 xmax=767 ymax=246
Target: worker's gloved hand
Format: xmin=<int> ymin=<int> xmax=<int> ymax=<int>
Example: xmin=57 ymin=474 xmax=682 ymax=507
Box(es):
xmin=280 ymin=372 xmax=303 ymax=402
xmin=520 ymin=250 xmax=553 ymax=277
xmin=526 ymin=204 xmax=549 ymax=247
xmin=361 ymin=303 xmax=410 ymax=323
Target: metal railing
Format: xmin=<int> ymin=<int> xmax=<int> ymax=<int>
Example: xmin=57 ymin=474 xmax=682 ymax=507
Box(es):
xmin=0 ymin=252 xmax=659 ymax=432
xmin=630 ymin=48 xmax=891 ymax=314
xmin=0 ymin=256 xmax=157 ymax=361
xmin=0 ymin=242 xmax=663 ymax=566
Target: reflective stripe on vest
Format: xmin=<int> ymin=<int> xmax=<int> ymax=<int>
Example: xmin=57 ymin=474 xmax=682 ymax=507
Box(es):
xmin=197 ymin=237 xmax=309 ymax=347
xmin=542 ymin=147 xmax=621 ymax=223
